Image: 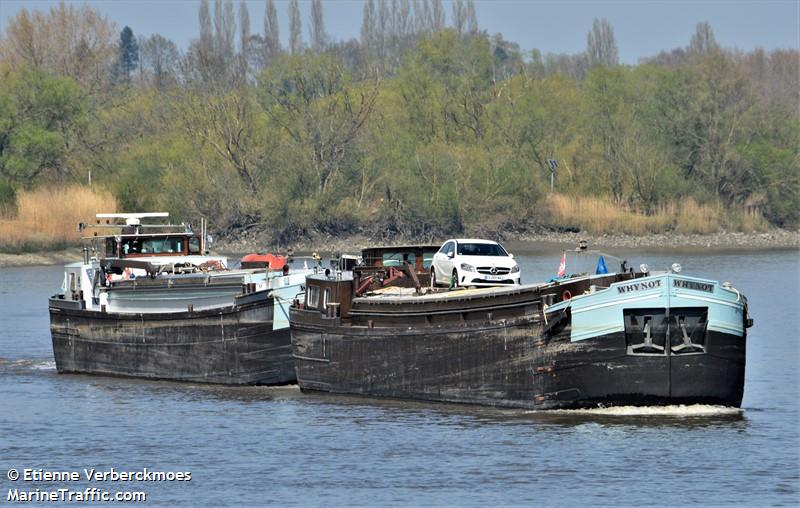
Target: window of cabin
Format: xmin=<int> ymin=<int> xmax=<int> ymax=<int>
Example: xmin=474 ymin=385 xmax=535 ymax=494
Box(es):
xmin=307 ymin=285 xmax=320 ymax=308
xmin=105 ymin=238 xmax=117 ymax=257
xmin=140 ymin=239 xmax=155 ymax=254
xmin=422 ymin=249 xmax=437 ymax=269
xmin=140 ymin=237 xmax=184 ymax=254
xmin=122 ymin=237 xmax=185 ymax=255
xmin=120 ymin=238 xmax=142 ymax=255
xmin=339 ymin=257 xmax=358 ymax=271
xmin=382 ymin=252 xmax=401 ymax=267
xmin=382 ymin=252 xmax=415 ymax=267
xmin=188 ymin=236 xmax=201 ymax=254
xmin=323 ymin=288 xmax=330 ymax=309
xmin=165 ymin=237 xmax=184 ymax=254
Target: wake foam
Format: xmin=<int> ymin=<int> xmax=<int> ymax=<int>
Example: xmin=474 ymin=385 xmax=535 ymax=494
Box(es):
xmin=0 ymin=358 xmax=57 ymax=372
xmin=550 ymin=404 xmax=742 ymax=417
xmin=27 ymin=359 xmax=57 ymax=371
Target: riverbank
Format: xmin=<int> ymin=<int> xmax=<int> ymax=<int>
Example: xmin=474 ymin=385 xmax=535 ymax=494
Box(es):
xmin=510 ymin=229 xmax=800 ymax=251
xmin=0 ymin=249 xmax=82 ymax=268
xmin=4 ymin=230 xmax=795 ymax=268
xmin=214 ymin=228 xmax=800 ymax=254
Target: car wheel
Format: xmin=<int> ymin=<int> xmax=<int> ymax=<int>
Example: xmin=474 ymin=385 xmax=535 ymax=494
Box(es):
xmin=430 ymin=268 xmax=437 ymax=288
xmin=450 ymin=269 xmax=459 ymax=289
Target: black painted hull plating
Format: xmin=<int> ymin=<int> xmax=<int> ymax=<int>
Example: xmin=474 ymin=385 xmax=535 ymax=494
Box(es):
xmin=290 ymin=314 xmax=745 ymax=410
xmin=532 ymin=330 xmax=745 ymax=409
xmin=49 ymin=293 xmax=295 ymax=385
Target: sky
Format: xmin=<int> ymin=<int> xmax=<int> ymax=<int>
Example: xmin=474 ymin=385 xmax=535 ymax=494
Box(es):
xmin=1 ymin=0 xmax=798 ymax=64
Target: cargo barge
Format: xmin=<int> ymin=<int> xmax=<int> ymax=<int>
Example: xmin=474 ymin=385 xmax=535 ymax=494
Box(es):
xmin=49 ymin=213 xmax=309 ymax=385
xmin=290 ymin=244 xmax=753 ymax=409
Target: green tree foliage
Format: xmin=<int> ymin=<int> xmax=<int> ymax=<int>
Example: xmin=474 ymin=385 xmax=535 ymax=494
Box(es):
xmin=398 ymin=31 xmax=494 ymax=143
xmin=0 ymin=2 xmax=797 ymax=244
xmin=0 ymin=66 xmax=86 ymax=185
xmin=116 ymin=26 xmax=139 ymax=82
xmin=652 ymin=56 xmax=758 ymax=205
xmin=739 ymin=119 xmax=800 ymax=226
xmin=257 ymin=54 xmax=380 ymax=196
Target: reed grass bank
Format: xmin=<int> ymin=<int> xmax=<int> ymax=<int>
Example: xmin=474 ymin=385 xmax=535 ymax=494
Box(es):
xmin=0 ymin=186 xmax=116 ymax=253
xmin=545 ymin=194 xmax=768 ymax=235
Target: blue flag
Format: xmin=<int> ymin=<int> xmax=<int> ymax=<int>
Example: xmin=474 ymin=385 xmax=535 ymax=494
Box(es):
xmin=595 ymin=255 xmax=608 ymax=274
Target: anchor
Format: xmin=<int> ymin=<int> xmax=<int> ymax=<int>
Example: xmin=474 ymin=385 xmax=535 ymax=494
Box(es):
xmin=670 ymin=315 xmax=705 ymax=354
xmin=630 ymin=316 xmax=665 ymax=354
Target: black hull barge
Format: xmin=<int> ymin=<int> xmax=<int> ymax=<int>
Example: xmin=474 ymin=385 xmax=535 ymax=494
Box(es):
xmin=50 ymin=290 xmax=294 ymax=385
xmin=290 ymin=252 xmax=751 ymax=410
xmin=47 ymin=212 xmax=308 ymax=385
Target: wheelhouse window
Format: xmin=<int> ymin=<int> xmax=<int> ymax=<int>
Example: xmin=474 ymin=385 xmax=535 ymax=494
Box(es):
xmin=105 ymin=237 xmax=117 ymax=257
xmin=188 ymin=236 xmax=201 ymax=254
xmin=382 ymin=252 xmax=415 ymax=267
xmin=307 ymin=285 xmax=320 ymax=308
xmin=120 ymin=236 xmax=186 ymax=256
xmin=422 ymin=248 xmax=437 ymax=269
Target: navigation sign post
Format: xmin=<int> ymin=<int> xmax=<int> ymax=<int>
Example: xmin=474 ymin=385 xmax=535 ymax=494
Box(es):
xmin=546 ymin=159 xmax=558 ymax=193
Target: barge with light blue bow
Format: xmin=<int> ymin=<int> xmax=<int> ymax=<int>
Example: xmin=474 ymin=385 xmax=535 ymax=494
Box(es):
xmin=537 ymin=271 xmax=751 ymax=408
xmin=290 ymin=244 xmax=752 ymax=410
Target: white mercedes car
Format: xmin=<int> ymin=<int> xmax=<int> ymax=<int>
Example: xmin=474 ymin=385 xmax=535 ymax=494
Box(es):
xmin=431 ymin=239 xmax=521 ymax=288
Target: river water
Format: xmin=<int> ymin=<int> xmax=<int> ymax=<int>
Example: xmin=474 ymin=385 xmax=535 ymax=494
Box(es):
xmin=1 ymin=247 xmax=798 ymax=506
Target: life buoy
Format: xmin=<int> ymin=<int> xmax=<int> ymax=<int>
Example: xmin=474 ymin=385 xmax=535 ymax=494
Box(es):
xmin=562 ymin=290 xmax=572 ymax=301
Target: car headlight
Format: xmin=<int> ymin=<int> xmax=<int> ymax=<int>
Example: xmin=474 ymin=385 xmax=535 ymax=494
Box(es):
xmin=510 ymin=264 xmax=519 ymax=273
xmin=460 ymin=263 xmax=476 ymax=272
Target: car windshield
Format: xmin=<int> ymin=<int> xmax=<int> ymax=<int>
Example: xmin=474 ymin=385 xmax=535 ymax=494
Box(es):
xmin=456 ymin=243 xmax=508 ymax=256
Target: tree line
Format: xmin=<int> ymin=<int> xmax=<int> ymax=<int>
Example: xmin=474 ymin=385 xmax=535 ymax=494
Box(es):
xmin=0 ymin=0 xmax=797 ymax=245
